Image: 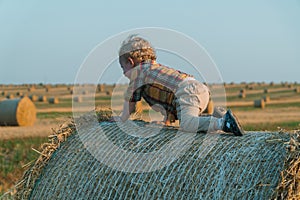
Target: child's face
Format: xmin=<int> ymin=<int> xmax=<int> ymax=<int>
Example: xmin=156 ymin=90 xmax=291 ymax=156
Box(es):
xmin=119 ymin=57 xmax=134 ymax=78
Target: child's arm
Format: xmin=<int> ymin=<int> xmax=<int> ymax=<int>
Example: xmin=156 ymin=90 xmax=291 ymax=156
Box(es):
xmin=119 ymin=101 xmax=136 ymax=122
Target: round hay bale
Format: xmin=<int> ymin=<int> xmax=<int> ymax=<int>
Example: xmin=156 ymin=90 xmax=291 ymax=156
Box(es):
xmin=28 ymin=87 xmax=35 ymax=92
xmin=67 ymin=86 xmax=73 ymax=91
xmin=6 ymin=94 xmax=14 ymax=99
xmin=20 ymin=94 xmax=28 ymax=98
xmin=254 ymin=99 xmax=265 ymax=109
xmin=38 ymin=96 xmax=47 ymax=102
xmin=246 ymin=85 xmax=254 ymax=90
xmin=97 ymin=84 xmax=105 ymax=92
xmin=203 ymin=99 xmax=214 ymax=114
xmin=73 ymin=96 xmax=82 ymax=103
xmin=246 ymin=84 xmax=254 ymax=90
xmin=16 ymin=92 xmax=23 ymax=96
xmin=82 ymin=90 xmax=88 ymax=95
xmin=14 ymin=119 xmax=300 ymax=199
xmin=238 ymin=92 xmax=246 ymax=98
xmin=1 ymin=91 xmax=7 ymax=96
xmin=106 ymin=90 xmax=112 ymax=96
xmin=263 ymin=96 xmax=270 ymax=103
xmin=294 ymin=87 xmax=300 ymax=93
xmin=29 ymin=95 xmax=38 ymax=102
xmin=0 ymin=97 xmax=36 ymax=126
xmin=48 ymin=97 xmax=59 ymax=104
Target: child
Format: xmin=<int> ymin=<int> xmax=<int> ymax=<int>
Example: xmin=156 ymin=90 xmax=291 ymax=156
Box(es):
xmin=113 ymin=35 xmax=243 ymax=136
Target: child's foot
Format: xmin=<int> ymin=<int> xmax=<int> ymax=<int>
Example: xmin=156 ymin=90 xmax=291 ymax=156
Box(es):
xmin=213 ymin=106 xmax=227 ymax=118
xmin=222 ymin=109 xmax=244 ymax=136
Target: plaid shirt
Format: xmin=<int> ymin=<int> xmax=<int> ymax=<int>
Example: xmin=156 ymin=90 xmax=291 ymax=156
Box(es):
xmin=125 ymin=60 xmax=193 ymax=118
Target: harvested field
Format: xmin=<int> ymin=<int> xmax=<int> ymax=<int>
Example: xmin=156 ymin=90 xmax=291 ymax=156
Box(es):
xmin=1 ymin=82 xmax=300 ymax=197
xmin=13 ymin=115 xmax=300 ymax=199
xmin=0 ymin=119 xmax=66 ymax=140
xmin=0 ymin=82 xmax=299 ymax=133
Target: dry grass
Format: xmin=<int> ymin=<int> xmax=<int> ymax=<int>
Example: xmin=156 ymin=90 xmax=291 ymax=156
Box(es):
xmin=272 ymin=129 xmax=300 ymax=199
xmin=13 ymin=120 xmax=75 ymax=200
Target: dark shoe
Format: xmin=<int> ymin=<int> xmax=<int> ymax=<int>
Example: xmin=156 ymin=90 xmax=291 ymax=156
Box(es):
xmin=222 ymin=109 xmax=244 ymax=136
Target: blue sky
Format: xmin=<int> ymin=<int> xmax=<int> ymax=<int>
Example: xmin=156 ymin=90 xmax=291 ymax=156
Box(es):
xmin=0 ymin=0 xmax=299 ymax=84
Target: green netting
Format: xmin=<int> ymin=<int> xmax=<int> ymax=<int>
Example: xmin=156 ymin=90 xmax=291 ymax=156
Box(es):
xmin=16 ymin=120 xmax=293 ymax=199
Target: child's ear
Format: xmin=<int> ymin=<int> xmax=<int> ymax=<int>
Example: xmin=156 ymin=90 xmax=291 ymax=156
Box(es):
xmin=128 ymin=57 xmax=135 ymax=67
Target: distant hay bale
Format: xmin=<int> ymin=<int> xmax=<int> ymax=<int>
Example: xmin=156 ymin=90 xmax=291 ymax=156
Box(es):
xmin=67 ymin=86 xmax=73 ymax=91
xmin=20 ymin=94 xmax=28 ymax=98
xmin=106 ymin=90 xmax=112 ymax=96
xmin=6 ymin=94 xmax=14 ymax=99
xmin=239 ymin=92 xmax=246 ymax=98
xmin=294 ymin=87 xmax=300 ymax=93
xmin=2 ymin=91 xmax=7 ymax=96
xmin=263 ymin=96 xmax=270 ymax=103
xmin=29 ymin=95 xmax=38 ymax=102
xmin=239 ymin=89 xmax=246 ymax=98
xmin=28 ymin=87 xmax=35 ymax=92
xmin=254 ymin=99 xmax=265 ymax=109
xmin=82 ymin=90 xmax=88 ymax=95
xmin=0 ymin=97 xmax=36 ymax=126
xmin=16 ymin=92 xmax=23 ymax=96
xmin=97 ymin=84 xmax=105 ymax=92
xmin=14 ymin=117 xmax=300 ymax=199
xmin=48 ymin=97 xmax=59 ymax=104
xmin=38 ymin=96 xmax=47 ymax=102
xmin=238 ymin=89 xmax=246 ymax=98
xmin=246 ymin=85 xmax=254 ymax=90
xmin=73 ymin=96 xmax=82 ymax=102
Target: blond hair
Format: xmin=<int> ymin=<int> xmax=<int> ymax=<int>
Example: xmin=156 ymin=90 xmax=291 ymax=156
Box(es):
xmin=119 ymin=35 xmax=156 ymax=63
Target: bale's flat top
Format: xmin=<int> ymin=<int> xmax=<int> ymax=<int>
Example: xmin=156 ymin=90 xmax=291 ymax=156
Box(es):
xmin=16 ymin=97 xmax=36 ymax=126
xmin=26 ymin=121 xmax=289 ymax=200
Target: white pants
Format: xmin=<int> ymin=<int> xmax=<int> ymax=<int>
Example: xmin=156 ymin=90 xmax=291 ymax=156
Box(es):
xmin=175 ymin=79 xmax=217 ymax=133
